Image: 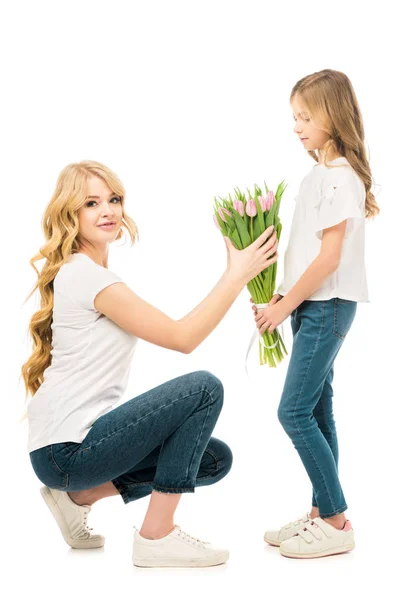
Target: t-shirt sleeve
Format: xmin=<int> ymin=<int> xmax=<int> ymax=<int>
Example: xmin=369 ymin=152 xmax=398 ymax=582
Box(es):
xmin=315 ymin=169 xmax=366 ymax=240
xmin=67 ymin=262 xmax=124 ymax=311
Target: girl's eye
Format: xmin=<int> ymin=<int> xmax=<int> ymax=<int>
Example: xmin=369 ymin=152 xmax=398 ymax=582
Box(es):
xmin=293 ymin=116 xmax=311 ymax=122
xmin=86 ymin=196 xmax=122 ymax=207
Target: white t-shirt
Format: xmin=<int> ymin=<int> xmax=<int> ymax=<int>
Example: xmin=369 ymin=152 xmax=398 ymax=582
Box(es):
xmin=27 ymin=253 xmax=138 ymax=453
xmin=277 ymin=157 xmax=369 ymax=302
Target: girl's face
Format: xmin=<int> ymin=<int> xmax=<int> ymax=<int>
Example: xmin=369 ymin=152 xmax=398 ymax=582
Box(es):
xmin=291 ymin=96 xmax=331 ymax=153
xmin=77 ymin=175 xmax=123 ymax=250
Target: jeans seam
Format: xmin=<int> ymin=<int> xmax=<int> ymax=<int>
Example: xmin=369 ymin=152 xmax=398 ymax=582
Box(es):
xmin=186 ymin=404 xmax=211 ymax=481
xmin=81 ymin=388 xmax=214 ymax=452
xmin=319 ymin=392 xmax=335 ymax=441
xmin=48 ymin=445 xmax=69 ymax=487
xmin=333 ymin=298 xmax=346 ymax=339
xmin=293 ymin=301 xmax=338 ymax=513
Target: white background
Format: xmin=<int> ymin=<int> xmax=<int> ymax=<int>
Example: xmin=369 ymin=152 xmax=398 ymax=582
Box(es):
xmin=2 ymin=0 xmax=399 ymax=596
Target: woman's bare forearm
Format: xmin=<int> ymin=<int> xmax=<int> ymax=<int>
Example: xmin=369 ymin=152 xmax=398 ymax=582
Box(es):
xmin=178 ymin=270 xmax=245 ymax=353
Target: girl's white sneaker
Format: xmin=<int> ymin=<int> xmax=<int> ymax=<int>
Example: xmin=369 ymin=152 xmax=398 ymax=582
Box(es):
xmin=132 ymin=525 xmax=229 ymax=568
xmin=40 ymin=486 xmax=105 ymax=549
xmin=279 ymin=517 xmax=355 ymax=559
xmin=264 ymin=513 xmax=311 ymax=546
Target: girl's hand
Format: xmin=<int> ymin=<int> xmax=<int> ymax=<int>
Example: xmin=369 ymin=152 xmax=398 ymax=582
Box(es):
xmin=224 ymin=226 xmax=278 ymax=286
xmin=250 ymin=294 xmax=282 ymax=316
xmin=250 ymin=294 xmax=289 ymax=334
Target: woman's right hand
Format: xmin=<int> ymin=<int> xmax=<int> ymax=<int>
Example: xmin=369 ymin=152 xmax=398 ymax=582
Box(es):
xmin=224 ymin=225 xmax=278 ymax=286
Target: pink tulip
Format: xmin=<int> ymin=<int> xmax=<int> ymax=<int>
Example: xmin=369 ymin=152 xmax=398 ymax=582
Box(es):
xmin=218 ymin=207 xmax=232 ymax=222
xmin=246 ymin=199 xmax=257 ymax=217
xmin=233 ymin=199 xmax=244 ymax=216
xmin=266 ymin=190 xmax=275 ymax=211
xmin=258 ymin=196 xmax=268 ymax=212
xmin=213 ymin=214 xmax=222 ymax=231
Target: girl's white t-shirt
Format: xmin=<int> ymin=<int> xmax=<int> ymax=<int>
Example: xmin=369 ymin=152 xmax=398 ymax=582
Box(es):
xmin=27 ymin=253 xmax=138 ymax=453
xmin=277 ymin=157 xmax=369 ymax=302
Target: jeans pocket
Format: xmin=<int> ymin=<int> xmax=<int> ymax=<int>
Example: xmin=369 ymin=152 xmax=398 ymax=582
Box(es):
xmin=332 ymin=298 xmax=357 ymax=339
xmin=29 ymin=445 xmax=69 ymax=490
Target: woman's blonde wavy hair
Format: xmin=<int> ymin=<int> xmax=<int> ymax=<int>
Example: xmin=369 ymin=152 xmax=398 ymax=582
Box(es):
xmin=19 ymin=160 xmax=138 ymax=423
xmin=291 ymin=69 xmax=379 ymax=219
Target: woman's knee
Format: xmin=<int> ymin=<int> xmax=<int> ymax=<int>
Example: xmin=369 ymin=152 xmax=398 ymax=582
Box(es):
xmin=195 ymin=370 xmax=224 ymax=406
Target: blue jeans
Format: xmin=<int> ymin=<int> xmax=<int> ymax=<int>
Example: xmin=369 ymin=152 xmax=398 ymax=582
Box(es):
xmin=277 ymin=298 xmax=357 ymax=518
xmin=29 ymin=371 xmax=233 ymax=503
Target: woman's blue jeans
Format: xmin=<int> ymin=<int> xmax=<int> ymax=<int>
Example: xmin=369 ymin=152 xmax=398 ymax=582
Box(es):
xmin=277 ymin=298 xmax=357 ymax=518
xmin=29 ymin=371 xmax=233 ymax=503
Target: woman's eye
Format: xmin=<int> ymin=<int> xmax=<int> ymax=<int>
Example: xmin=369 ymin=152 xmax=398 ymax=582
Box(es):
xmin=86 ymin=196 xmax=121 ymax=207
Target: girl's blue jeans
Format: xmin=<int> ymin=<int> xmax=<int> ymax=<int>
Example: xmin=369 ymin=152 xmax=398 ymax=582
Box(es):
xmin=278 ymin=298 xmax=357 ymax=518
xmin=29 ymin=370 xmax=233 ymax=503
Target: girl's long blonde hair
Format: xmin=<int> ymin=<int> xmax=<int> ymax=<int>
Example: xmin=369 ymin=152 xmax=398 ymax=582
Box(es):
xmin=19 ymin=160 xmax=138 ymax=422
xmin=291 ymin=69 xmax=379 ymax=219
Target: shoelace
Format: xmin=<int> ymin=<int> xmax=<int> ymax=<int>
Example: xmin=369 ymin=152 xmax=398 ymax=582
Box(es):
xmin=81 ymin=509 xmax=94 ymax=536
xmin=176 ymin=527 xmax=208 ymax=547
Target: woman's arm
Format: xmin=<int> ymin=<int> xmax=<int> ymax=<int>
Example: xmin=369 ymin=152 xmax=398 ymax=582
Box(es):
xmin=95 ymin=226 xmax=278 ymax=354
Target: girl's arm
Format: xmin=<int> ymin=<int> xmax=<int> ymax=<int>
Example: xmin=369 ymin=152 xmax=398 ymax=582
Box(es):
xmin=279 ymin=219 xmax=347 ymax=314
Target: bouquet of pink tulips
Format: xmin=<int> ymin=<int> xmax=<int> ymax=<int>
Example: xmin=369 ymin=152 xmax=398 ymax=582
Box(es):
xmin=213 ymin=181 xmax=288 ymax=368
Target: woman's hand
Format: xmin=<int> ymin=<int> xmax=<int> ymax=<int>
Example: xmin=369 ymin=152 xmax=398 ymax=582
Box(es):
xmin=224 ymin=226 xmax=278 ymax=286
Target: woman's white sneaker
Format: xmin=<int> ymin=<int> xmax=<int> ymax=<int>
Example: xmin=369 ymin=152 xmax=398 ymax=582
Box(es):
xmin=279 ymin=517 xmax=355 ymax=559
xmin=264 ymin=513 xmax=311 ymax=546
xmin=132 ymin=525 xmax=229 ymax=568
xmin=40 ymin=486 xmax=105 ymax=549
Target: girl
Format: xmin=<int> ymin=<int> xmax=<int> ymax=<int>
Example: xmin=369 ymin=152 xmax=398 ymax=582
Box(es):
xmin=21 ymin=160 xmax=279 ymax=568
xmin=251 ymin=69 xmax=379 ymax=559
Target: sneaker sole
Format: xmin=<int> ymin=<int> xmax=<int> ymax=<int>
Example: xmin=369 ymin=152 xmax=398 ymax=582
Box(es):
xmin=280 ymin=542 xmax=355 ymax=559
xmin=40 ymin=486 xmax=105 ymax=549
xmin=263 ymin=535 xmax=280 ymax=547
xmin=133 ymin=551 xmax=230 ymax=568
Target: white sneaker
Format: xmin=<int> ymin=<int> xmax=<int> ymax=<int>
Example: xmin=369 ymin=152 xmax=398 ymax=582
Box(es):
xmin=279 ymin=517 xmax=355 ymax=559
xmin=264 ymin=513 xmax=311 ymax=546
xmin=132 ymin=525 xmax=229 ymax=568
xmin=40 ymin=486 xmax=105 ymax=549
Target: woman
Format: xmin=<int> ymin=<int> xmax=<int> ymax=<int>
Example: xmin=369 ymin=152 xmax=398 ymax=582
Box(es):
xmin=21 ymin=160 xmax=278 ymax=568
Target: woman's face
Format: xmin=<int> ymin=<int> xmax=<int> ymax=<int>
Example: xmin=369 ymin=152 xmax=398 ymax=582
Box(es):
xmin=77 ymin=175 xmax=123 ymax=250
xmin=291 ymin=95 xmax=331 ymax=153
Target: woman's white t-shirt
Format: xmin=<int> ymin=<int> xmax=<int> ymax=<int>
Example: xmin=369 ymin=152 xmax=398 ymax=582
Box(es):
xmin=27 ymin=253 xmax=138 ymax=453
xmin=277 ymin=157 xmax=369 ymax=302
